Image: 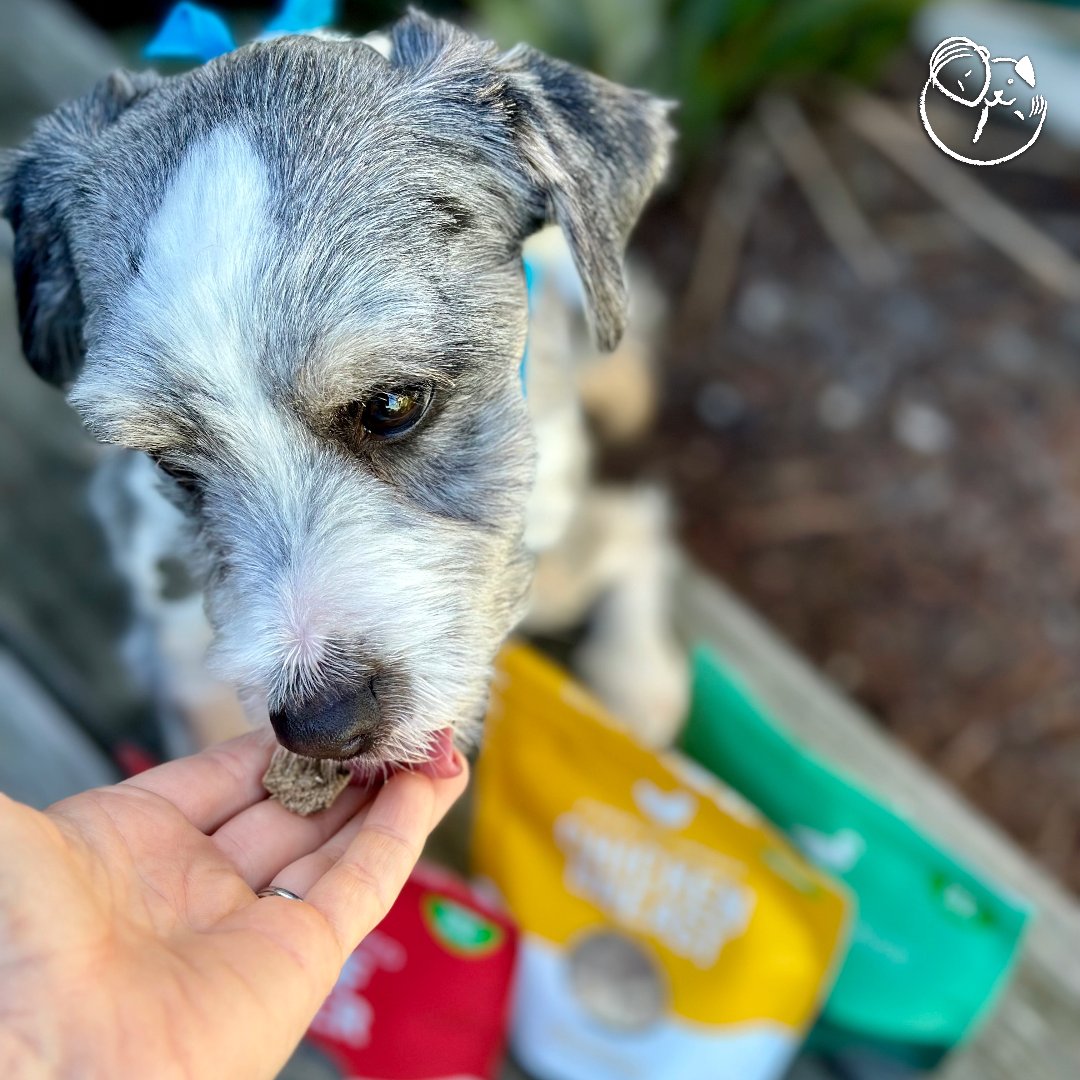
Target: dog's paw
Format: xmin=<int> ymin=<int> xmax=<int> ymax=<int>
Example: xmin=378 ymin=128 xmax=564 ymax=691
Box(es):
xmin=575 ymin=631 xmax=689 ymax=750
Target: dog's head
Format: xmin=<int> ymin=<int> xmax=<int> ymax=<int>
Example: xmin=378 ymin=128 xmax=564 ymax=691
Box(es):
xmin=1 ymin=12 xmax=672 ymax=769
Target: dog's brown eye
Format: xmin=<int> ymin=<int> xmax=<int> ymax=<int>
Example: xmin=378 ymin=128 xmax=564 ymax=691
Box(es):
xmin=360 ymin=387 xmax=431 ymax=440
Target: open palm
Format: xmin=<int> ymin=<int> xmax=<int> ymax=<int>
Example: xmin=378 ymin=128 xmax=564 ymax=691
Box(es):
xmin=0 ymin=730 xmax=467 ymax=1079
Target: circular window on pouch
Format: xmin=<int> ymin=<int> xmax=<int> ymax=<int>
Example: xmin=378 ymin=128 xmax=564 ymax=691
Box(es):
xmin=566 ymin=929 xmax=669 ymax=1031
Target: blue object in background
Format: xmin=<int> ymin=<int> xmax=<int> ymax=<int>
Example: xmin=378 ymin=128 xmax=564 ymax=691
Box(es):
xmin=144 ymin=2 xmax=235 ymax=62
xmin=145 ymin=0 xmax=338 ymax=63
xmin=265 ymin=0 xmax=336 ymax=35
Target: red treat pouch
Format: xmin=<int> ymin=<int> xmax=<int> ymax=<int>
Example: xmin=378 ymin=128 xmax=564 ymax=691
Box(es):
xmin=304 ymin=861 xmax=517 ymax=1080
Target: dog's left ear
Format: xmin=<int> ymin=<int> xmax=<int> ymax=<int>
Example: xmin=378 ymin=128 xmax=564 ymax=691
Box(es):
xmin=388 ymin=12 xmax=673 ymax=350
xmin=1 ymin=69 xmax=161 ymax=388
xmin=498 ymin=46 xmax=674 ymax=351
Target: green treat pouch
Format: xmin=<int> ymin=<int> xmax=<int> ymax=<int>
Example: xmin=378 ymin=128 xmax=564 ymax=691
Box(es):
xmin=680 ymin=647 xmax=1030 ymax=1067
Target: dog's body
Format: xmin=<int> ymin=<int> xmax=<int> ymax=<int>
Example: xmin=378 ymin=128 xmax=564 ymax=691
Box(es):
xmin=518 ymin=228 xmax=687 ymax=745
xmin=2 ymin=14 xmax=677 ymax=769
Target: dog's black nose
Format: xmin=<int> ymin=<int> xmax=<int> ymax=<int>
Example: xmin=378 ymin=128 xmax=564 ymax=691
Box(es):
xmin=269 ymin=682 xmax=380 ymax=760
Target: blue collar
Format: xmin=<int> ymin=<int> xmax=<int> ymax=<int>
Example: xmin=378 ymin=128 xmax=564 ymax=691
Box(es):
xmin=521 ymin=253 xmax=540 ymax=396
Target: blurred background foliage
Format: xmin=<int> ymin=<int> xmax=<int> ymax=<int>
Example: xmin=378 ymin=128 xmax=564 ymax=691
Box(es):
xmin=468 ymin=0 xmax=926 ymax=148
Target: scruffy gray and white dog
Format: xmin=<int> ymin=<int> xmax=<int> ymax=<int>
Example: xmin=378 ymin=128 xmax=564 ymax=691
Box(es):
xmin=1 ymin=11 xmax=676 ymax=773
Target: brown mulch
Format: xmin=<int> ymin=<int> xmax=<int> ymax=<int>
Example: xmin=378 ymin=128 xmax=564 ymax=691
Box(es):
xmin=620 ymin=83 xmax=1080 ymax=893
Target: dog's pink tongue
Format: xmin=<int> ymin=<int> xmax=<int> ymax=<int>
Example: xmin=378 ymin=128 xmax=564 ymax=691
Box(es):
xmin=416 ymin=728 xmax=458 ymax=779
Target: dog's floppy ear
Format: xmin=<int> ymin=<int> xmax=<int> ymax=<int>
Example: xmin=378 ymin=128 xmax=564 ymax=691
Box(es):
xmin=497 ymin=45 xmax=674 ymax=351
xmin=1 ymin=70 xmax=160 ymax=387
xmin=387 ymin=11 xmax=673 ymax=351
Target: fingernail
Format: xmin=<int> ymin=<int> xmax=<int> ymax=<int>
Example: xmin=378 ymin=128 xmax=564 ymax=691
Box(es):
xmin=437 ymin=749 xmax=466 ymax=779
xmin=417 ymin=749 xmax=465 ymax=780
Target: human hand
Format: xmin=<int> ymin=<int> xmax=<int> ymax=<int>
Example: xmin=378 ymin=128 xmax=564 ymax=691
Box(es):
xmin=0 ymin=730 xmax=468 ymax=1079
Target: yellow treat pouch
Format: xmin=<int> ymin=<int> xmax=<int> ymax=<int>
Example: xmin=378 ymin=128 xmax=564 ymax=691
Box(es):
xmin=473 ymin=643 xmax=853 ymax=1080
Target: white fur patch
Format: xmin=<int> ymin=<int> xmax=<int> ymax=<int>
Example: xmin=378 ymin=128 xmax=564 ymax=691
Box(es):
xmin=130 ymin=127 xmax=273 ymax=408
xmin=360 ymin=31 xmax=393 ymax=59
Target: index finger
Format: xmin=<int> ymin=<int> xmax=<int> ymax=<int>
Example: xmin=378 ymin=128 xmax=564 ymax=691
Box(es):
xmin=121 ymin=728 xmax=277 ymax=832
xmin=302 ymin=757 xmax=469 ymax=954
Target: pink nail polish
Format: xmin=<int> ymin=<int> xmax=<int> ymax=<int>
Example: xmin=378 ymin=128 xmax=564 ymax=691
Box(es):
xmin=417 ymin=748 xmax=465 ymax=780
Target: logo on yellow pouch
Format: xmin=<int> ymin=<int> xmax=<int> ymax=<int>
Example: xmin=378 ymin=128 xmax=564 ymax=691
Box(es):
xmin=555 ymin=798 xmax=755 ymax=967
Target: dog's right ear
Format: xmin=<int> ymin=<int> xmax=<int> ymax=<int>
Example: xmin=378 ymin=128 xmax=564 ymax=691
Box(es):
xmin=1 ymin=70 xmax=160 ymax=388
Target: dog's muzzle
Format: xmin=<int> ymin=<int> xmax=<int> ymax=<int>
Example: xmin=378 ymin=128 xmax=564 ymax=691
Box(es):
xmin=269 ymin=681 xmax=380 ymax=760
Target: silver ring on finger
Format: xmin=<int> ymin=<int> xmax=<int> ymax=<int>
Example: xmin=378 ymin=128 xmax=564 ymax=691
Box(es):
xmin=257 ymin=886 xmax=304 ymax=902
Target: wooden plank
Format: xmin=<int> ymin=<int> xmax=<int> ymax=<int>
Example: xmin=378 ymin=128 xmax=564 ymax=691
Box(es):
xmin=673 ymin=562 xmax=1080 ymax=1078
xmin=0 ymin=649 xmax=118 ymax=807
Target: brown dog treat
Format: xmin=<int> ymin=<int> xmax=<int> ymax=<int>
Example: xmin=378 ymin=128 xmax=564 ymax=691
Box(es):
xmin=262 ymin=746 xmax=352 ymax=816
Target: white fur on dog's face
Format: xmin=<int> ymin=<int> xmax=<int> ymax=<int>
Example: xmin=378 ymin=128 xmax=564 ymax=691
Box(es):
xmin=2 ymin=14 xmax=672 ymax=766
